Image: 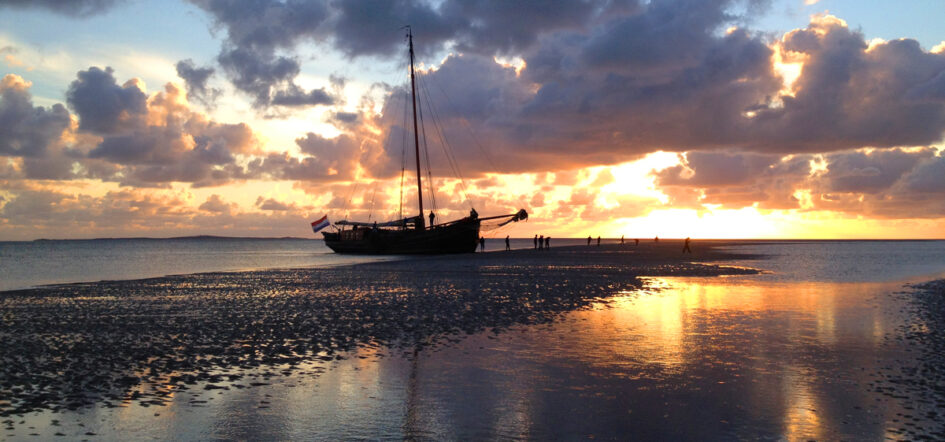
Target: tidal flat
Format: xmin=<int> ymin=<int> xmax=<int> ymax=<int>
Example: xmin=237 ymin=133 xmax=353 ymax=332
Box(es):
xmin=1 ymin=240 xmax=944 ymax=439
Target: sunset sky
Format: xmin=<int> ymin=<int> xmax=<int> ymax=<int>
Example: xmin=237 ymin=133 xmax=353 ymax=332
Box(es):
xmin=1 ymin=0 xmax=944 ymax=240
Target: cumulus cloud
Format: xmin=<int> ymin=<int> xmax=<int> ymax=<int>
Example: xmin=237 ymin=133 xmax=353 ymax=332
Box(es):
xmin=653 ymin=151 xmax=812 ymax=210
xmin=67 ymin=67 xmax=147 ymax=134
xmin=189 ymin=0 xmax=335 ymax=109
xmin=176 ymin=59 xmax=222 ymax=107
xmin=3 ymin=68 xmax=273 ymax=187
xmin=0 ymin=74 xmax=72 ymax=158
xmin=198 ymin=194 xmax=236 ymax=214
xmin=650 ymin=147 xmax=945 ymax=217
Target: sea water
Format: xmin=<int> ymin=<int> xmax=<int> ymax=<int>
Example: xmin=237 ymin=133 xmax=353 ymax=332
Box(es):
xmin=0 ymin=237 xmax=590 ymax=292
xmin=3 ymin=240 xmax=944 ymax=440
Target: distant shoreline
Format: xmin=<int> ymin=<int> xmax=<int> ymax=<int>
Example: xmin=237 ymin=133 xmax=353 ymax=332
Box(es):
xmin=3 ymin=236 xmax=942 ymax=243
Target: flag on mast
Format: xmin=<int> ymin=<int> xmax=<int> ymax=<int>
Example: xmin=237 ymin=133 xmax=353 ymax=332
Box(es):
xmin=311 ymin=215 xmax=330 ymax=233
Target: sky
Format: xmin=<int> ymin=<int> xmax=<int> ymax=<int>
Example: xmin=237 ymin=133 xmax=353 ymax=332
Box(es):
xmin=1 ymin=0 xmax=944 ymax=240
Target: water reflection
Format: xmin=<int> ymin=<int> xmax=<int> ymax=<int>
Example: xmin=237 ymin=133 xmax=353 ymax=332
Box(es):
xmin=9 ymin=276 xmax=934 ymax=439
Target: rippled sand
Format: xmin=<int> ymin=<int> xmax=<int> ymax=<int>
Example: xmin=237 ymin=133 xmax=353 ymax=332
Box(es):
xmin=2 ymin=241 xmax=943 ymax=439
xmin=0 ymin=241 xmax=754 ymax=419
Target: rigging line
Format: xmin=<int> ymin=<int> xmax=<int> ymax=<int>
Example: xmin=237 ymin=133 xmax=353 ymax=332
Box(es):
xmin=415 ymin=81 xmax=438 ymax=213
xmin=427 ymin=73 xmax=531 ymax=210
xmin=416 ymin=72 xmax=472 ymax=208
xmin=428 ymin=75 xmax=502 ymax=174
xmin=367 ymin=182 xmax=378 ymax=221
xmin=419 ymin=73 xmax=472 ymax=206
xmin=342 ymin=182 xmax=358 ymax=221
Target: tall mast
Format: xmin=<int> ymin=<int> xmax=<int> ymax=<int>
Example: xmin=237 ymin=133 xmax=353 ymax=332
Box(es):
xmin=407 ymin=27 xmax=425 ymax=229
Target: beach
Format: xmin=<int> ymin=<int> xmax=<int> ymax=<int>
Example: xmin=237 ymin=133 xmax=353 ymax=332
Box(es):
xmin=1 ymin=240 xmax=944 ymax=439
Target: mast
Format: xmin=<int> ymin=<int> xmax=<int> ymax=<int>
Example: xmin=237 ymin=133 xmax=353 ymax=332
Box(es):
xmin=407 ymin=27 xmax=425 ymax=229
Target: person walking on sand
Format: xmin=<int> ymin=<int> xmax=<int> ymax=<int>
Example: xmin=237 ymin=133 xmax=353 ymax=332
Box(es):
xmin=597 ymin=236 xmax=601 ymax=246
xmin=620 ymin=235 xmax=624 ymax=245
xmin=534 ymin=234 xmax=538 ymax=249
xmin=635 ymin=238 xmax=639 ymax=246
xmin=545 ymin=236 xmax=550 ymax=249
xmin=683 ymin=237 xmax=692 ymax=254
xmin=505 ymin=235 xmax=511 ymax=251
xmin=654 ymin=236 xmax=659 ymax=243
xmin=479 ymin=236 xmax=485 ymax=252
xmin=587 ymin=236 xmax=592 ymax=246
xmin=539 ymin=234 xmax=544 ymax=250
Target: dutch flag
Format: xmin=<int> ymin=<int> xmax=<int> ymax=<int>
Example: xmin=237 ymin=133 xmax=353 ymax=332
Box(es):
xmin=311 ymin=215 xmax=330 ymax=234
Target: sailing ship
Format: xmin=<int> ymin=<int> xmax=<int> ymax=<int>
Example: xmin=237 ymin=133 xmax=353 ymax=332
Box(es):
xmin=319 ymin=28 xmax=528 ymax=254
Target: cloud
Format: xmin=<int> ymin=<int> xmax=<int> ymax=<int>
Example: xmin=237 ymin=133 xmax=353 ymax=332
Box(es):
xmin=198 ymin=194 xmax=236 ymax=214
xmin=270 ymin=84 xmax=333 ymax=107
xmin=0 ymin=185 xmax=319 ymax=239
xmin=0 ymin=0 xmax=122 ymax=17
xmin=176 ymin=59 xmax=221 ymax=107
xmin=650 ymin=147 xmax=945 ymax=217
xmin=189 ymin=0 xmax=335 ymax=109
xmin=653 ymin=151 xmax=811 ymax=210
xmin=255 ymin=196 xmax=291 ymax=211
xmin=4 ymin=68 xmax=270 ymax=187
xmin=820 ymin=148 xmax=933 ymax=194
xmin=66 ymin=67 xmax=147 ymax=134
xmin=0 ymin=74 xmax=72 ymax=158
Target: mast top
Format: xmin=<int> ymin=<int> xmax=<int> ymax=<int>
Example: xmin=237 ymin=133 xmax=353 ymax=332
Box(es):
xmin=406 ymin=25 xmax=425 ymax=229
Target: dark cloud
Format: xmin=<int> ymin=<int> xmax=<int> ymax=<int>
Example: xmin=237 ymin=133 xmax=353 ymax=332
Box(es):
xmin=189 ymin=0 xmax=335 ymax=109
xmin=247 ymin=132 xmax=362 ymax=182
xmin=821 ymin=148 xmax=933 ymax=194
xmin=747 ymin=19 xmax=945 ymax=152
xmin=0 ymin=0 xmax=122 ymax=17
xmin=0 ymin=75 xmax=72 ymax=157
xmin=650 ymin=147 xmax=945 ymax=217
xmin=271 ymin=84 xmax=332 ymax=107
xmin=66 ymin=67 xmax=147 ymax=134
xmin=809 ymin=148 xmax=945 ymax=218
xmin=653 ymin=151 xmax=811 ymax=209
xmin=904 ymin=155 xmax=945 ymax=193
xmin=76 ymin=81 xmax=259 ymax=187
xmin=176 ymin=59 xmax=221 ymax=107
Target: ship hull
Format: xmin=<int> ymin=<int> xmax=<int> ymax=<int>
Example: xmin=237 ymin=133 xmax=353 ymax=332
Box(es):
xmin=322 ymin=218 xmax=480 ymax=254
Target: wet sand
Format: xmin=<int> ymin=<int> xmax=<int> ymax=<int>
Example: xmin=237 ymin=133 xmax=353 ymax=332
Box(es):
xmin=2 ymin=240 xmax=944 ymax=439
xmin=0 ymin=241 xmax=753 ymax=419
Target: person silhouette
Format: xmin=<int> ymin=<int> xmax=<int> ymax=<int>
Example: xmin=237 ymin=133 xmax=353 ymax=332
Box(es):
xmin=545 ymin=236 xmax=550 ymax=249
xmin=505 ymin=235 xmax=511 ymax=251
xmin=534 ymin=234 xmax=538 ymax=249
xmin=479 ymin=236 xmax=485 ymax=252
xmin=620 ymin=235 xmax=624 ymax=245
xmin=429 ymin=211 xmax=435 ymax=227
xmin=635 ymin=238 xmax=639 ymax=246
xmin=539 ymin=234 xmax=544 ymax=250
xmin=683 ymin=237 xmax=692 ymax=253
xmin=654 ymin=236 xmax=659 ymax=243
xmin=597 ymin=236 xmax=601 ymax=246
xmin=587 ymin=236 xmax=592 ymax=246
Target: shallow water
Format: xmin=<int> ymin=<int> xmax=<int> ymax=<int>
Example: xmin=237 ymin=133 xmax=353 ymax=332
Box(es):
xmin=2 ymin=241 xmax=945 ymax=440
xmin=0 ymin=237 xmax=589 ymax=292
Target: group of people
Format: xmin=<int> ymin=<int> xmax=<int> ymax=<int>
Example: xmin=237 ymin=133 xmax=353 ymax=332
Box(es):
xmin=588 ymin=234 xmax=691 ymax=253
xmin=483 ymin=234 xmax=691 ymax=253
xmin=533 ymin=234 xmax=551 ymax=250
